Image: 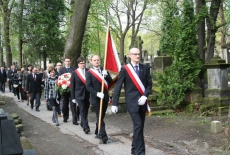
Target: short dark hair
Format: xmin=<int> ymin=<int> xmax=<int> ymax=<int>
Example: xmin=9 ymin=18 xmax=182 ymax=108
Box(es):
xmin=48 ymin=68 xmax=56 ymax=74
xmin=77 ymin=57 xmax=85 ymax=64
xmin=64 ymin=57 xmax=71 ymax=61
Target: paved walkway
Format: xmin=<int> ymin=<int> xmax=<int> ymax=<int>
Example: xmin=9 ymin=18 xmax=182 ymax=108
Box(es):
xmin=2 ymin=89 xmax=165 ymax=155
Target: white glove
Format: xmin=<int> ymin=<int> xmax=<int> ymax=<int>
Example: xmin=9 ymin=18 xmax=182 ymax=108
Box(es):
xmin=56 ymin=98 xmax=59 ymax=104
xmin=72 ymin=99 xmax=78 ymax=105
xmin=138 ymin=96 xmax=147 ymax=105
xmin=111 ymin=106 xmax=118 ymax=114
xmin=97 ymin=92 xmax=104 ymax=99
xmin=102 ymin=70 xmax=108 ymax=76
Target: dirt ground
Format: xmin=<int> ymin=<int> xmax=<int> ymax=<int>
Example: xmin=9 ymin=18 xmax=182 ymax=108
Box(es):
xmin=2 ymin=95 xmax=230 ymax=155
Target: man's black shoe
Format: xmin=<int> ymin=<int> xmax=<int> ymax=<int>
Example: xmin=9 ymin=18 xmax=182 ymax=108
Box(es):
xmin=102 ymin=136 xmax=108 ymax=144
xmin=30 ymin=107 xmax=33 ymax=110
xmin=36 ymin=109 xmax=40 ymax=112
xmin=73 ymin=122 xmax=79 ymax=125
xmin=84 ymin=128 xmax=90 ymax=134
xmin=63 ymin=119 xmax=67 ymax=123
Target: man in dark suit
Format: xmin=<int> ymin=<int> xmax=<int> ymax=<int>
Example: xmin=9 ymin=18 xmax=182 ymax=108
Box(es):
xmin=26 ymin=67 xmax=43 ymax=112
xmin=0 ymin=67 xmax=7 ymax=93
xmin=8 ymin=65 xmax=17 ymax=95
xmin=71 ymin=57 xmax=90 ymax=134
xmin=86 ymin=55 xmax=113 ymax=144
xmin=59 ymin=58 xmax=77 ymax=124
xmin=112 ymin=48 xmax=152 ymax=155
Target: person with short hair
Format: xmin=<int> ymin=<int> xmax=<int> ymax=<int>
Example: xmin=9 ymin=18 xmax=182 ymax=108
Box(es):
xmin=8 ymin=65 xmax=17 ymax=95
xmin=26 ymin=67 xmax=43 ymax=112
xmin=59 ymin=58 xmax=76 ymax=123
xmin=71 ymin=57 xmax=90 ymax=134
xmin=13 ymin=68 xmax=23 ymax=102
xmin=44 ymin=69 xmax=60 ymax=126
xmin=112 ymin=48 xmax=152 ymax=155
xmin=0 ymin=66 xmax=7 ymax=93
xmin=22 ymin=64 xmax=32 ymax=105
xmin=86 ymin=55 xmax=113 ymax=144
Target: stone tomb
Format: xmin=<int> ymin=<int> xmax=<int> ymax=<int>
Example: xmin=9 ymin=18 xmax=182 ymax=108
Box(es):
xmin=202 ymin=55 xmax=230 ymax=110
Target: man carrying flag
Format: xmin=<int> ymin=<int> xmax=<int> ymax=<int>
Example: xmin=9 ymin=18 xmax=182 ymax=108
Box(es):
xmin=112 ymin=48 xmax=152 ymax=155
xmin=86 ymin=55 xmax=113 ymax=144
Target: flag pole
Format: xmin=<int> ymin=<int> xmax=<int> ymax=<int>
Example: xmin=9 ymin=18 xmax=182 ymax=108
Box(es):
xmin=98 ymin=23 xmax=110 ymax=134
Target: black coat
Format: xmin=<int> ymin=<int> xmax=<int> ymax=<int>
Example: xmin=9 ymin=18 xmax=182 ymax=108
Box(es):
xmin=59 ymin=66 xmax=75 ymax=75
xmin=112 ymin=63 xmax=152 ymax=113
xmin=86 ymin=67 xmax=113 ymax=105
xmin=0 ymin=70 xmax=7 ymax=83
xmin=26 ymin=73 xmax=43 ymax=93
xmin=71 ymin=68 xmax=90 ymax=101
xmin=8 ymin=69 xmax=17 ymax=80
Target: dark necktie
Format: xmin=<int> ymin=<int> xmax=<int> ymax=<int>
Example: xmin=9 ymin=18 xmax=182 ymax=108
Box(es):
xmin=33 ymin=74 xmax=36 ymax=81
xmin=67 ymin=68 xmax=70 ymax=73
xmin=135 ymin=65 xmax=139 ymax=76
xmin=97 ymin=69 xmax=101 ymax=75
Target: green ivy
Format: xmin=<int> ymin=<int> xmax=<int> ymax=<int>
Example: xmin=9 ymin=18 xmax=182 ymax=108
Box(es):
xmin=157 ymin=0 xmax=202 ymax=109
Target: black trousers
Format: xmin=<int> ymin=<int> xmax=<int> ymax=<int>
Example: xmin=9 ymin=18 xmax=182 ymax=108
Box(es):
xmin=77 ymin=98 xmax=90 ymax=130
xmin=0 ymin=82 xmax=5 ymax=92
xmin=15 ymin=84 xmax=22 ymax=100
xmin=70 ymin=100 xmax=79 ymax=124
xmin=8 ymin=79 xmax=12 ymax=92
xmin=30 ymin=91 xmax=41 ymax=110
xmin=130 ymin=107 xmax=146 ymax=155
xmin=92 ymin=100 xmax=108 ymax=138
xmin=62 ymin=93 xmax=70 ymax=121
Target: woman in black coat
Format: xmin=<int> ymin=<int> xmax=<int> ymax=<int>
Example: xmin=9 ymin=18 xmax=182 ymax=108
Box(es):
xmin=13 ymin=69 xmax=23 ymax=102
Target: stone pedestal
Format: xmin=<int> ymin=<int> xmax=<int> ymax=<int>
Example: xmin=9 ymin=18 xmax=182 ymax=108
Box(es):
xmin=202 ymin=55 xmax=230 ymax=110
xmin=153 ymin=56 xmax=172 ymax=73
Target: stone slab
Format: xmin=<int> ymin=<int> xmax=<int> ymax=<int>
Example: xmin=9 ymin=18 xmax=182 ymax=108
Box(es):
xmin=0 ymin=144 xmax=2 ymax=155
xmin=1 ymin=119 xmax=23 ymax=155
xmin=11 ymin=113 xmax=19 ymax=119
xmin=211 ymin=121 xmax=222 ymax=133
xmin=23 ymin=149 xmax=38 ymax=155
xmin=0 ymin=108 xmax=7 ymax=121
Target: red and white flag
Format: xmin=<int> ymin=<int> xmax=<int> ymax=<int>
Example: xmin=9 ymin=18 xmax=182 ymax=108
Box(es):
xmin=105 ymin=28 xmax=121 ymax=90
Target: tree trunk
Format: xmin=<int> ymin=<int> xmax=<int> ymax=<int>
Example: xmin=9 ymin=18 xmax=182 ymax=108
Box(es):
xmin=0 ymin=23 xmax=3 ymax=67
xmin=196 ymin=0 xmax=206 ymax=62
xmin=63 ymin=0 xmax=91 ymax=67
xmin=3 ymin=14 xmax=12 ymax=67
xmin=219 ymin=1 xmax=226 ymax=56
xmin=206 ymin=0 xmax=221 ymax=62
xmin=18 ymin=0 xmax=24 ymax=69
xmin=120 ymin=34 xmax=125 ymax=65
xmin=0 ymin=0 xmax=14 ymax=68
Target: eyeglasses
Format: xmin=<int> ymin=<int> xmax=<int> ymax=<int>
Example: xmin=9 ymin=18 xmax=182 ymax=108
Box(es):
xmin=78 ymin=62 xmax=85 ymax=64
xmin=130 ymin=53 xmax=140 ymax=56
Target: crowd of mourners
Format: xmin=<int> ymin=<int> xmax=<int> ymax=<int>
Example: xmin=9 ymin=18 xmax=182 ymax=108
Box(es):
xmin=0 ymin=48 xmax=152 ymax=155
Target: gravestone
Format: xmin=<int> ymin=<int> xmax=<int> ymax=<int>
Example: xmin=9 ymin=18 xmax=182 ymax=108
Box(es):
xmin=202 ymin=55 xmax=230 ymax=110
xmin=153 ymin=56 xmax=173 ymax=73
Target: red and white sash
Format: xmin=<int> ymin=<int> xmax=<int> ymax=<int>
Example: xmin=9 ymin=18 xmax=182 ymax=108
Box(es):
xmin=75 ymin=68 xmax=86 ymax=84
xmin=124 ymin=64 xmax=151 ymax=113
xmin=88 ymin=69 xmax=108 ymax=91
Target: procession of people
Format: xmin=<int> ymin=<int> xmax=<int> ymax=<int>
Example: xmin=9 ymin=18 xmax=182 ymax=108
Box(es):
xmin=1 ymin=47 xmax=152 ymax=155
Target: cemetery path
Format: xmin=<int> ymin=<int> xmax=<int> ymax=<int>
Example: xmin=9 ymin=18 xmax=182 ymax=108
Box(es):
xmin=2 ymin=91 xmax=229 ymax=155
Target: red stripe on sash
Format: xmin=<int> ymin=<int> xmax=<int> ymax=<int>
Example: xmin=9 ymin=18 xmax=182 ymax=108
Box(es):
xmin=88 ymin=69 xmax=108 ymax=91
xmin=124 ymin=65 xmax=151 ymax=114
xmin=124 ymin=65 xmax=144 ymax=95
xmin=75 ymin=70 xmax=86 ymax=84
